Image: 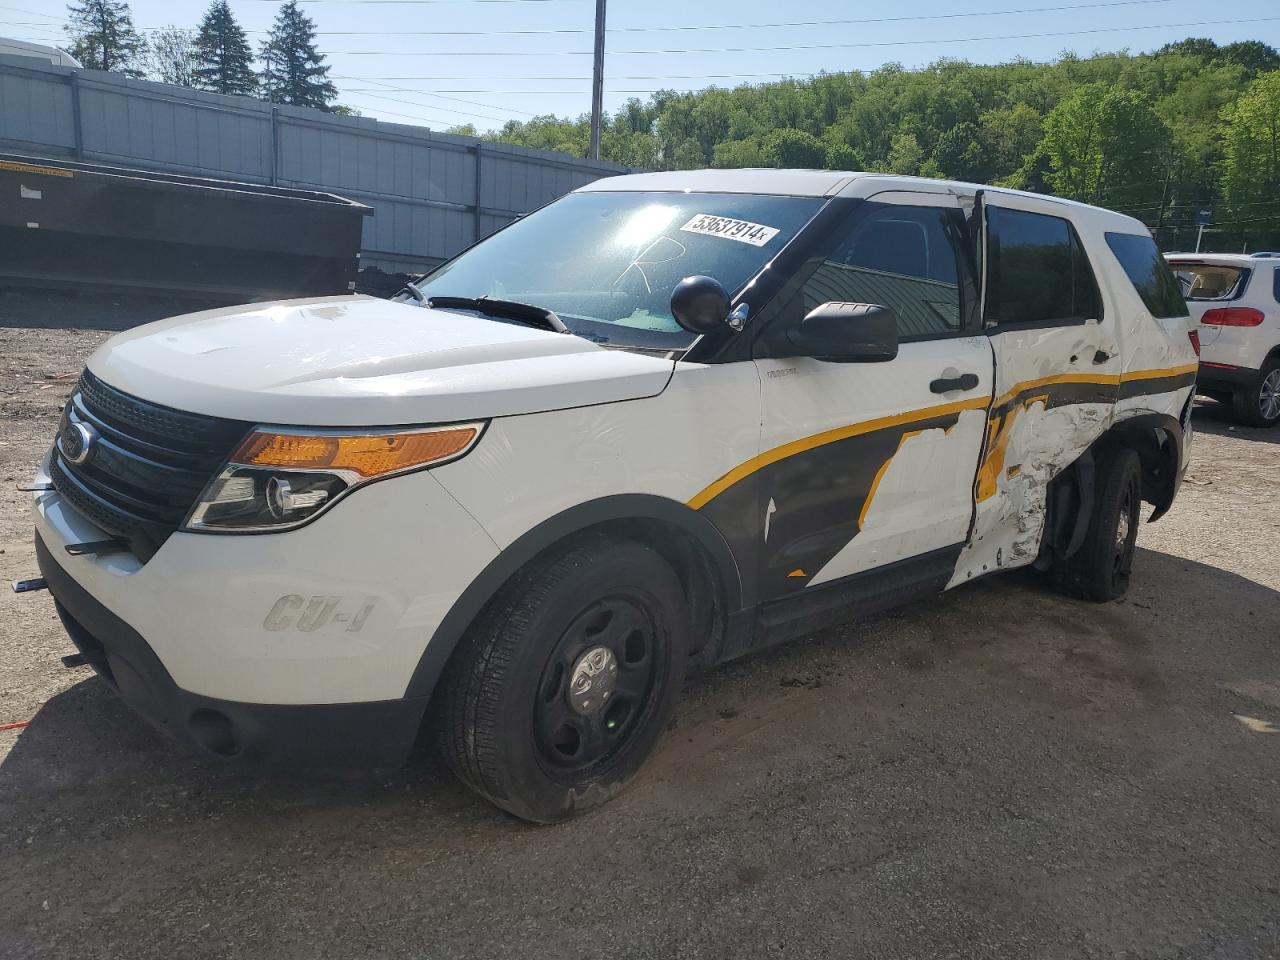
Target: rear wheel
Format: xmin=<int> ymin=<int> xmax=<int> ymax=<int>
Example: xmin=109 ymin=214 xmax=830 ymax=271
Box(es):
xmin=437 ymin=536 xmax=688 ymax=823
xmin=1050 ymin=446 xmax=1142 ymax=602
xmin=1231 ymin=359 xmax=1280 ymax=427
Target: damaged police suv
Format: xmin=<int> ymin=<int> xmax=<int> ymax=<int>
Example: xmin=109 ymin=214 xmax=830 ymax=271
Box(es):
xmin=26 ymin=170 xmax=1196 ymax=822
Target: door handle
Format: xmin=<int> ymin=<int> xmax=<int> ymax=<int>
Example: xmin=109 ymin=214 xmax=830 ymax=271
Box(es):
xmin=930 ymin=373 xmax=979 ymax=393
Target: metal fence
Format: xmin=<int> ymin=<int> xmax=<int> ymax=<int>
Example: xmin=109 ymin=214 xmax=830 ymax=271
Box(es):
xmin=0 ymin=56 xmax=633 ymax=273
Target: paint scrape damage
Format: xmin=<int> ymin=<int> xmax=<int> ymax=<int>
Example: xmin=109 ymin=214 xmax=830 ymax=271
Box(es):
xmin=950 ymin=400 xmax=1109 ymax=587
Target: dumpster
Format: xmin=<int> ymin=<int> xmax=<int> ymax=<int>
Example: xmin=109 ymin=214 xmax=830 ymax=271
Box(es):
xmin=0 ymin=154 xmax=372 ymax=301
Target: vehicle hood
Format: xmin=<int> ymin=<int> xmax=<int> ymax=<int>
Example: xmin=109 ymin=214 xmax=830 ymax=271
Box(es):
xmin=86 ymin=296 xmax=676 ymax=426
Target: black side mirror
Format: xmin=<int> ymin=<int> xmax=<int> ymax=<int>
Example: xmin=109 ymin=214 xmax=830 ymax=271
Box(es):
xmin=783 ymin=302 xmax=899 ymax=362
xmin=670 ymin=275 xmax=730 ymax=334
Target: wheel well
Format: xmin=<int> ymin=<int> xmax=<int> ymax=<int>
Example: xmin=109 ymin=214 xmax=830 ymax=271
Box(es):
xmin=1038 ymin=416 xmax=1181 ymax=569
xmin=404 ymin=496 xmax=741 ymax=701
xmin=1106 ymin=417 xmax=1182 ymax=519
xmin=559 ymin=518 xmax=727 ymax=662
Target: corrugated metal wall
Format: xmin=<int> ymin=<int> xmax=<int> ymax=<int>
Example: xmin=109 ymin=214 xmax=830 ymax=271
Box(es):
xmin=0 ymin=56 xmax=633 ymax=273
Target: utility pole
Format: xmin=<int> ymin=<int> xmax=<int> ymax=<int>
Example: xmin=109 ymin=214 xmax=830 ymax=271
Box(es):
xmin=589 ymin=0 xmax=606 ymax=161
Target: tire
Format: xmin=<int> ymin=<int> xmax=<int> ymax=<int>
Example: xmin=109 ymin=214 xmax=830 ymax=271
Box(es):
xmin=436 ymin=535 xmax=689 ymax=823
xmin=1231 ymin=358 xmax=1280 ymax=428
xmin=1050 ymin=446 xmax=1142 ymax=602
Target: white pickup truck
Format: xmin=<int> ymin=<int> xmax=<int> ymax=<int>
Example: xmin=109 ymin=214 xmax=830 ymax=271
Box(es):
xmin=26 ymin=170 xmax=1197 ymax=822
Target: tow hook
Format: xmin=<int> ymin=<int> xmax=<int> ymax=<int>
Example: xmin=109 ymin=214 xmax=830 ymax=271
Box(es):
xmin=65 ymin=539 xmax=126 ymax=557
xmin=11 ymin=577 xmax=48 ymax=594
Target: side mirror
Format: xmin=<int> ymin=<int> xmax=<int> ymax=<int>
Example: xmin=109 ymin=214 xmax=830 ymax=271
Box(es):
xmin=670 ymin=275 xmax=730 ymax=334
xmin=782 ymin=302 xmax=899 ymax=362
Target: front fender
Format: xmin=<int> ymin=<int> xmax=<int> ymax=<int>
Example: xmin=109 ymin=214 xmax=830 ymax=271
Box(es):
xmin=403 ymin=493 xmax=744 ymax=699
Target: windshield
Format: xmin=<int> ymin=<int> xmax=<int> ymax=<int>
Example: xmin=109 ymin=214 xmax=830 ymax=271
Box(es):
xmin=415 ymin=191 xmax=825 ymax=349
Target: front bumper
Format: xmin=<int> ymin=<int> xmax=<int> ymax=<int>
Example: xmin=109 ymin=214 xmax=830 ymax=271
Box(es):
xmin=36 ymin=533 xmax=427 ymax=768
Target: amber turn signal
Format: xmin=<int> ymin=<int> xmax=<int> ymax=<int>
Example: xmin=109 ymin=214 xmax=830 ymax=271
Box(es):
xmin=231 ymin=425 xmax=480 ymax=478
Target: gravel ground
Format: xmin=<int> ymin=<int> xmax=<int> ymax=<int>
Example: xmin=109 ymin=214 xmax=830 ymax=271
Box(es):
xmin=1 ymin=306 xmax=1278 ymax=960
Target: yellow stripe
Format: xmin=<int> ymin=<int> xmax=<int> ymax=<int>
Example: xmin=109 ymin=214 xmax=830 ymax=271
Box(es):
xmin=992 ymin=362 xmax=1197 ymax=409
xmin=1118 ymin=362 xmax=1199 ymax=383
xmin=687 ymin=396 xmax=989 ymax=510
xmin=687 ymin=363 xmax=1196 ymax=512
xmin=0 ymin=160 xmax=73 ymax=178
xmin=992 ymin=372 xmax=1117 ymax=410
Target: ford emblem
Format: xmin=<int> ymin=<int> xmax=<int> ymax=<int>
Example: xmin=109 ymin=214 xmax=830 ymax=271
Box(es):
xmin=59 ymin=421 xmax=98 ymax=466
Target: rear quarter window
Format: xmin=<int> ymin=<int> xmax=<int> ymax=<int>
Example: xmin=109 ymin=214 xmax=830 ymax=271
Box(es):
xmin=984 ymin=207 xmax=1102 ymax=325
xmin=1105 ymin=233 xmax=1189 ymax=319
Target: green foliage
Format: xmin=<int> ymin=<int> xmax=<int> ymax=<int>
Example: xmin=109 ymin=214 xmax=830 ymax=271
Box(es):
xmin=485 ymin=41 xmax=1280 ymax=249
xmin=65 ymin=0 xmax=145 ymax=77
xmin=192 ymin=0 xmax=257 ymax=97
xmin=1223 ymin=72 xmax=1280 ymax=248
xmin=259 ymin=0 xmax=337 ymax=110
xmin=762 ymin=128 xmax=825 ymax=168
xmin=1040 ymin=85 xmax=1172 ymax=209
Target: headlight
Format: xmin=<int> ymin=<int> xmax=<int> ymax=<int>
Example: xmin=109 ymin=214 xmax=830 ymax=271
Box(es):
xmin=184 ymin=423 xmax=483 ymax=532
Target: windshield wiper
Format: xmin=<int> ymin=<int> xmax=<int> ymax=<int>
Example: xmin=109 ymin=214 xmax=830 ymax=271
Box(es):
xmin=425 ymin=295 xmax=569 ymax=334
xmin=402 ymin=279 xmax=426 ymax=303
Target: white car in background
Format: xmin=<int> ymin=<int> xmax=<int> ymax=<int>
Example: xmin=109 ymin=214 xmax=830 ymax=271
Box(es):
xmin=1166 ymin=252 xmax=1280 ymax=426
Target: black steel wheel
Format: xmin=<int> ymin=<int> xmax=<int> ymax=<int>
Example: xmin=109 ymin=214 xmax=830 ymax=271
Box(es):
xmin=533 ymin=594 xmax=662 ymax=779
xmin=437 ymin=535 xmax=688 ymax=823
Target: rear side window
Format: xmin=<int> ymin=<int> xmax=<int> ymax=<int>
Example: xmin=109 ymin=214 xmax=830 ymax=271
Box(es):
xmin=1273 ymin=266 xmax=1280 ymax=305
xmin=984 ymin=207 xmax=1102 ymax=325
xmin=1105 ymin=233 xmax=1189 ymax=319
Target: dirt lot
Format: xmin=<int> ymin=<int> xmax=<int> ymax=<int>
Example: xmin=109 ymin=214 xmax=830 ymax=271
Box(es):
xmin=1 ymin=302 xmax=1278 ymax=960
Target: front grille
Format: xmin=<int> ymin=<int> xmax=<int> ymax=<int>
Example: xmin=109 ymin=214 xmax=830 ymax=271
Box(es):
xmin=50 ymin=371 xmax=250 ymax=561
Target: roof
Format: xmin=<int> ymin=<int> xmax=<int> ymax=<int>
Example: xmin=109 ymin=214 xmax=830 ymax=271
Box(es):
xmin=577 ymin=169 xmax=859 ymax=197
xmin=577 ymin=168 xmax=1149 ymax=230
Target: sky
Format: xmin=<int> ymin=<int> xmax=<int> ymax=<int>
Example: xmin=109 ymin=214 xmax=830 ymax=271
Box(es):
xmin=6 ymin=0 xmax=1280 ymax=133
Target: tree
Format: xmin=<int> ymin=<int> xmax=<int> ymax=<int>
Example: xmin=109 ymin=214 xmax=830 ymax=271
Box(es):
xmin=762 ymin=128 xmax=825 ymax=168
xmin=824 ymin=141 xmax=864 ymax=171
xmin=1219 ymin=41 xmax=1280 ymax=77
xmin=1223 ymin=72 xmax=1280 ymax=248
xmin=885 ymin=132 xmax=924 ymax=175
xmin=1038 ymin=85 xmax=1173 ymax=210
xmin=144 ymin=26 xmax=196 ymax=87
xmin=259 ymin=0 xmax=337 ymax=110
xmin=192 ymin=0 xmax=257 ymax=97
xmin=932 ymin=121 xmax=989 ymax=182
xmin=65 ymin=0 xmax=145 ymax=76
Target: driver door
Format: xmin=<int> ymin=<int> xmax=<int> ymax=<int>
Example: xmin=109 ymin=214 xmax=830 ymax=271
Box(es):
xmin=750 ymin=191 xmax=994 ymax=602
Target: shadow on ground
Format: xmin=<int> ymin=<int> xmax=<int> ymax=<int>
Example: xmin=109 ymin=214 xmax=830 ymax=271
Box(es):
xmin=2 ymin=547 xmax=1278 ymax=959
xmin=1190 ymin=394 xmax=1280 ymax=444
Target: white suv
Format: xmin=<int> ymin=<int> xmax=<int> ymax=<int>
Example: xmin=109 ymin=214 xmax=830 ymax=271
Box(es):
xmin=27 ymin=170 xmax=1197 ymax=822
xmin=1166 ymin=252 xmax=1280 ymax=426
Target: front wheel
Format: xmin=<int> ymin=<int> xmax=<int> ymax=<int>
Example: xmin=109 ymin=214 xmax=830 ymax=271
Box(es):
xmin=1050 ymin=446 xmax=1142 ymax=602
xmin=1231 ymin=360 xmax=1280 ymax=427
xmin=437 ymin=536 xmax=689 ymax=823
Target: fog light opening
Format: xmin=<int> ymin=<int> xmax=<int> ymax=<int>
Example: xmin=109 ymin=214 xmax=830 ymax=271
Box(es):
xmin=188 ymin=708 xmax=240 ymax=758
